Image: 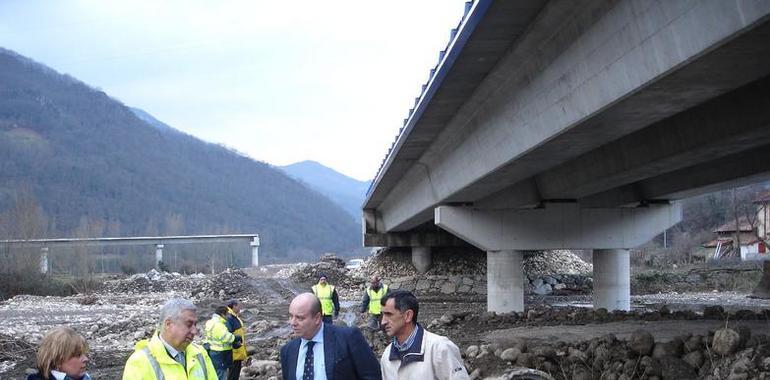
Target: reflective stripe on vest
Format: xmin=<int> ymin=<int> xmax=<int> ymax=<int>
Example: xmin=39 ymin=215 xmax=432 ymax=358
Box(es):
xmin=312 ymin=284 xmax=335 ymax=316
xmin=140 ymin=347 xmax=209 ymax=380
xmin=142 ymin=348 xmax=164 ymax=380
xmin=367 ymin=284 xmax=388 ymax=315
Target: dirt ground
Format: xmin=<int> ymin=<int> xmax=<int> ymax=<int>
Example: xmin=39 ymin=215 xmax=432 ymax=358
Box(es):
xmin=1 ymin=265 xmax=769 ymax=380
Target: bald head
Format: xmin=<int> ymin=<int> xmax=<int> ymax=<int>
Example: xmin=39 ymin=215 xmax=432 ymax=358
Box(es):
xmin=291 ymin=293 xmax=322 ymax=315
xmin=289 ymin=293 xmax=323 ymax=339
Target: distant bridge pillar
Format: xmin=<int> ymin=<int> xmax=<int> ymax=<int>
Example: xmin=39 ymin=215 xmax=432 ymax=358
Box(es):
xmin=40 ymin=247 xmax=49 ymax=274
xmin=155 ymin=244 xmax=164 ymax=267
xmin=251 ymin=236 xmax=260 ymax=267
xmin=487 ymin=250 xmax=524 ymax=313
xmin=593 ymin=249 xmax=630 ymax=311
xmin=412 ymin=246 xmax=432 ymax=273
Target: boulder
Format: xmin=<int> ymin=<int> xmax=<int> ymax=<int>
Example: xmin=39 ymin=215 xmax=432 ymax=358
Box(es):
xmin=712 ymin=328 xmax=741 ymax=356
xmin=630 ymin=330 xmax=655 ymax=356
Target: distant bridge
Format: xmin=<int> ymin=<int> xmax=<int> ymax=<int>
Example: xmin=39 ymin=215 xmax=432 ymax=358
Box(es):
xmin=0 ymin=234 xmax=260 ymax=273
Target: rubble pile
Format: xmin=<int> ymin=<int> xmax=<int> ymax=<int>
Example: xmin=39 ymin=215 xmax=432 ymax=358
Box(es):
xmin=351 ymin=249 xmax=593 ymax=297
xmin=461 ymin=327 xmax=770 ymax=380
xmin=0 ymin=333 xmax=36 ymax=374
xmin=427 ymin=305 xmax=770 ymax=333
xmin=286 ymin=256 xmax=367 ymax=299
xmin=523 ymin=250 xmax=593 ymax=276
xmin=191 ymin=269 xmax=255 ymax=300
xmin=632 ymin=267 xmax=763 ymax=294
xmin=357 ymin=248 xmax=487 ymax=280
xmin=527 ymin=274 xmax=593 ymax=296
xmin=102 ymin=269 xmax=204 ymax=293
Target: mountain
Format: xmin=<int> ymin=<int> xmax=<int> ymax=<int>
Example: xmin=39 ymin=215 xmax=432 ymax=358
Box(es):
xmin=0 ymin=47 xmax=361 ymax=263
xmin=281 ymin=161 xmax=371 ymax=221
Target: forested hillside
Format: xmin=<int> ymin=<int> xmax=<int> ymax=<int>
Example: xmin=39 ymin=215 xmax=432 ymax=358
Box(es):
xmin=0 ymin=48 xmax=360 ymax=263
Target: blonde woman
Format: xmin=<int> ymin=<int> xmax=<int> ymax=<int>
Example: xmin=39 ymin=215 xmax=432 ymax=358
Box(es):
xmin=28 ymin=327 xmax=91 ymax=380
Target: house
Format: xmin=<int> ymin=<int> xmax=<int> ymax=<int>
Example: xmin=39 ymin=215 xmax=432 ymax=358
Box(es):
xmin=705 ymin=217 xmax=767 ymax=261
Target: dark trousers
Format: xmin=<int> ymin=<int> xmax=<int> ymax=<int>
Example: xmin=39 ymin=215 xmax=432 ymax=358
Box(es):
xmin=208 ymin=350 xmax=233 ymax=380
xmin=227 ymin=360 xmax=242 ymax=380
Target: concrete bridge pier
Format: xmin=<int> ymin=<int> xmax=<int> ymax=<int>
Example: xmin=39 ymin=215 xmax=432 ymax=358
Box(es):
xmin=155 ymin=244 xmax=164 ymax=267
xmin=487 ymin=250 xmax=524 ymax=313
xmin=593 ymin=249 xmax=631 ymax=311
xmin=412 ymin=246 xmax=432 ymax=273
xmin=251 ymin=236 xmax=260 ymax=267
xmin=40 ymin=247 xmax=49 ymax=274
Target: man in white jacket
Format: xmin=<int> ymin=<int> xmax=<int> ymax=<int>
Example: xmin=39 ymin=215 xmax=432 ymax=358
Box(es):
xmin=379 ymin=290 xmax=470 ymax=380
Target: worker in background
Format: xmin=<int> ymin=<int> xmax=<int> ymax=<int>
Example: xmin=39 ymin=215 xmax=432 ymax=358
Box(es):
xmin=360 ymin=275 xmax=389 ymax=330
xmin=122 ymin=298 xmax=217 ymax=380
xmin=204 ymin=305 xmax=242 ymax=380
xmin=311 ymin=273 xmax=339 ymax=324
xmin=225 ymin=300 xmax=249 ymax=380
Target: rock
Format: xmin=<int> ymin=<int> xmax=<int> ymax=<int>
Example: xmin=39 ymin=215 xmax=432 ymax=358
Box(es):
xmin=684 ymin=335 xmax=705 ymax=353
xmin=712 ymin=328 xmax=741 ymax=355
xmin=703 ymin=305 xmax=725 ymax=319
xmin=682 ymin=350 xmax=704 ymax=369
xmin=530 ymin=345 xmax=556 ymax=359
xmin=515 ymin=352 xmax=534 ymax=368
xmin=415 ymin=280 xmax=431 ymax=290
xmin=568 ymin=347 xmax=587 ymax=363
xmin=630 ymin=330 xmax=655 ymax=356
xmin=440 ymin=282 xmax=457 ymax=294
xmin=465 ymin=345 xmax=479 ymax=358
xmin=572 ymin=366 xmax=592 ymax=380
xmin=499 ymin=347 xmax=520 ymax=362
xmin=469 ymin=368 xmax=482 ymax=380
xmin=652 ymin=341 xmax=683 ymax=359
xmin=659 ymin=356 xmax=696 ymax=379
xmin=533 ymin=283 xmax=552 ymax=295
xmin=640 ymin=356 xmax=662 ymax=376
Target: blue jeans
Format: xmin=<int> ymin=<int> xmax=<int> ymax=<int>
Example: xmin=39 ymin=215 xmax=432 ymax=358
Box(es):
xmin=208 ymin=350 xmax=233 ymax=380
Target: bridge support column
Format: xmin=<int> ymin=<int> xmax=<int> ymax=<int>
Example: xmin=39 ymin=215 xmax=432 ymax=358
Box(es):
xmin=412 ymin=246 xmax=431 ymax=273
xmin=593 ymin=249 xmax=630 ymax=311
xmin=40 ymin=247 xmax=49 ymax=274
xmin=487 ymin=250 xmax=524 ymax=313
xmin=251 ymin=236 xmax=260 ymax=267
xmin=155 ymin=244 xmax=164 ymax=267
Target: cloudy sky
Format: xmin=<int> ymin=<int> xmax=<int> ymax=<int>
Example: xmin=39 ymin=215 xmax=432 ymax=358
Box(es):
xmin=0 ymin=0 xmax=469 ymax=181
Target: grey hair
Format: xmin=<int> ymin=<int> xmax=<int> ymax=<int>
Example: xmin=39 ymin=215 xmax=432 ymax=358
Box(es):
xmin=158 ymin=298 xmax=197 ymax=331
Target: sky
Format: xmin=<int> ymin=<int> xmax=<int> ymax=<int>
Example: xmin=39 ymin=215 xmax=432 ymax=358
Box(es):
xmin=0 ymin=0 xmax=469 ymax=181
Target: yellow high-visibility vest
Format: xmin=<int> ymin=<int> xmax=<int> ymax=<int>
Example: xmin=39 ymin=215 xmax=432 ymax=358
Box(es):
xmin=312 ymin=283 xmax=335 ymax=316
xmin=367 ymin=285 xmax=388 ymax=315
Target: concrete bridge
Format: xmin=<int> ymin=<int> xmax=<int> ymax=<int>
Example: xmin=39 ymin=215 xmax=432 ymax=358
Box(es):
xmin=363 ymin=0 xmax=770 ymax=312
xmin=1 ymin=234 xmax=261 ymax=273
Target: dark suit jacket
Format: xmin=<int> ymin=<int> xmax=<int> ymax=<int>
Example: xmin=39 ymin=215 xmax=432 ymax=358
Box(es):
xmin=280 ymin=323 xmax=381 ymax=380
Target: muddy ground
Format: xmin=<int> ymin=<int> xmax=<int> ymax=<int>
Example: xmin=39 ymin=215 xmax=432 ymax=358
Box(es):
xmin=1 ymin=260 xmax=769 ymax=379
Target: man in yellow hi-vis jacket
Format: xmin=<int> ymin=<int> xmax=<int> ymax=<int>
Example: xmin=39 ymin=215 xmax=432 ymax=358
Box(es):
xmin=122 ymin=298 xmax=218 ymax=380
xmin=360 ymin=275 xmax=389 ymax=330
xmin=204 ymin=305 xmax=241 ymax=380
xmin=311 ymin=273 xmax=340 ymax=324
xmin=225 ymin=300 xmax=249 ymax=380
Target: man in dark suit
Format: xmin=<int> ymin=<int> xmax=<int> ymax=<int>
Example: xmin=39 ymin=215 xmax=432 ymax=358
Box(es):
xmin=280 ymin=293 xmax=381 ymax=380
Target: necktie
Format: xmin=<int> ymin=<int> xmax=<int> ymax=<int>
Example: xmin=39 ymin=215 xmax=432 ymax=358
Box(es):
xmin=176 ymin=352 xmax=186 ymax=369
xmin=303 ymin=341 xmax=316 ymax=380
